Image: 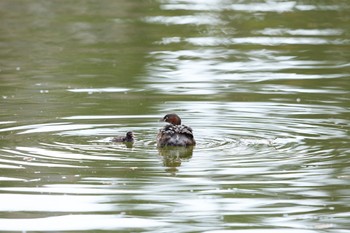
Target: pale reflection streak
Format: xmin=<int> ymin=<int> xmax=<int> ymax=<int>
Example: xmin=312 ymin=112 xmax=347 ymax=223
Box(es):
xmin=0 ymin=214 xmax=166 ymax=231
xmin=160 ymin=0 xmax=341 ymax=12
xmin=204 ymin=230 xmax=318 ymax=233
xmin=187 ymin=37 xmax=344 ymax=46
xmin=68 ymin=88 xmax=130 ymax=93
xmin=258 ymin=28 xmax=344 ymax=36
xmin=0 ymin=122 xmax=113 ymax=135
xmin=16 ymin=146 xmax=115 ymax=162
xmin=0 ymin=194 xmax=113 ymax=212
xmin=144 ymin=14 xmax=223 ymax=25
xmin=0 ymin=185 xmax=149 ymax=195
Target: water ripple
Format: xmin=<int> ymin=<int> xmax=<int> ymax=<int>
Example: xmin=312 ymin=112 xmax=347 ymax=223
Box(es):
xmin=0 ymin=0 xmax=349 ymax=231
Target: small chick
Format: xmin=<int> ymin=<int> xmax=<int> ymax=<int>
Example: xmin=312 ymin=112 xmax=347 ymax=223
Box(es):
xmin=112 ymin=131 xmax=134 ymax=143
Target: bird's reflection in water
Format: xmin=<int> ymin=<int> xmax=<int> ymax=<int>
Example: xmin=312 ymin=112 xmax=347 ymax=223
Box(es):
xmin=124 ymin=142 xmax=134 ymax=149
xmin=158 ymin=146 xmax=194 ymax=173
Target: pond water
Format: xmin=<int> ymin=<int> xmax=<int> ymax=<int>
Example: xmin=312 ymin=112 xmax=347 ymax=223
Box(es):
xmin=0 ymin=0 xmax=349 ymax=232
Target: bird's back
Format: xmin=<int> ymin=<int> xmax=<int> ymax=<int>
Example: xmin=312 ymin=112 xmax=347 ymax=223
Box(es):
xmin=157 ymin=124 xmax=195 ymax=147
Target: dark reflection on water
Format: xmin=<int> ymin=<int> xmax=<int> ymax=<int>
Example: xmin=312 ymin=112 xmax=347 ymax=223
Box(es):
xmin=0 ymin=0 xmax=350 ymax=232
xmin=158 ymin=146 xmax=194 ymax=173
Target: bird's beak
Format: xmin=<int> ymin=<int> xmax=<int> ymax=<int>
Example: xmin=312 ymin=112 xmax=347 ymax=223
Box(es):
xmin=159 ymin=118 xmax=165 ymax=122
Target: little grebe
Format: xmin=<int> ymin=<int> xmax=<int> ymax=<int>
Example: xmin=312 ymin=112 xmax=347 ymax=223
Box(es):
xmin=112 ymin=131 xmax=134 ymax=143
xmin=157 ymin=113 xmax=196 ymax=147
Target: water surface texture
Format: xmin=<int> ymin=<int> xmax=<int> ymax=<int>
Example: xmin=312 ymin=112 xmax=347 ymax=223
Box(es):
xmin=0 ymin=0 xmax=349 ymax=232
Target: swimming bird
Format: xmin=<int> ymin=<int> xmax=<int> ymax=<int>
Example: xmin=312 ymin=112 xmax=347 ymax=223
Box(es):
xmin=112 ymin=131 xmax=134 ymax=143
xmin=157 ymin=113 xmax=196 ymax=147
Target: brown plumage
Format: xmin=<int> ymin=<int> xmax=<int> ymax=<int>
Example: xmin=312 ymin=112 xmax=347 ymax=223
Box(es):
xmin=157 ymin=114 xmax=196 ymax=147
